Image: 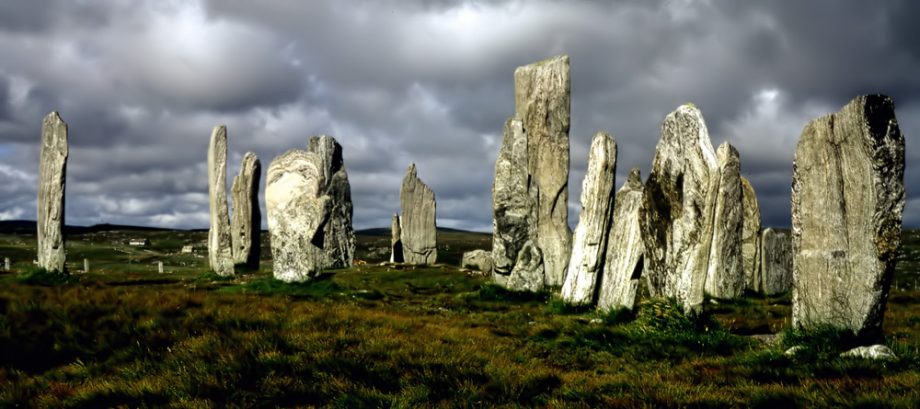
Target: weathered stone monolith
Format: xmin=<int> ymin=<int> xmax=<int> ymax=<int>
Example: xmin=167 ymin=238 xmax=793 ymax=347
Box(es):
xmin=492 ymin=55 xmax=571 ymax=290
xmin=231 ymin=152 xmax=261 ymax=269
xmin=791 ymin=95 xmax=904 ymax=338
xmin=265 ymin=149 xmax=331 ymax=282
xmin=390 ymin=214 xmax=403 ymax=263
xmin=37 ymin=111 xmax=68 ymax=273
xmin=741 ymin=177 xmax=762 ymax=292
xmin=207 ymin=125 xmax=235 ymax=276
xmin=308 ymin=135 xmax=355 ymax=268
xmin=515 ymin=55 xmax=571 ymax=286
xmin=561 ymin=132 xmax=617 ymax=305
xmin=461 ymin=249 xmax=493 ymax=274
xmin=492 ymin=118 xmax=536 ymax=279
xmin=760 ymin=228 xmax=792 ymax=295
xmin=597 ymin=168 xmax=646 ymax=312
xmin=400 ymin=164 xmax=437 ymax=265
xmin=640 ymin=104 xmax=719 ymax=314
xmin=705 ymin=142 xmax=744 ymax=299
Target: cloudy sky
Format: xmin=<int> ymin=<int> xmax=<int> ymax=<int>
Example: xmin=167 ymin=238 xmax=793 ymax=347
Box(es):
xmin=1 ymin=0 xmax=918 ymax=232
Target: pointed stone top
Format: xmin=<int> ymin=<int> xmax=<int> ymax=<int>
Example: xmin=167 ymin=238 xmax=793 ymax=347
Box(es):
xmin=406 ymin=163 xmax=417 ymax=177
xmin=626 ymin=167 xmax=642 ymax=187
xmin=662 ymin=103 xmax=717 ymax=167
xmin=211 ymin=124 xmax=227 ymax=138
xmin=716 ymin=141 xmax=739 ymax=160
xmin=44 ymin=111 xmax=64 ymax=122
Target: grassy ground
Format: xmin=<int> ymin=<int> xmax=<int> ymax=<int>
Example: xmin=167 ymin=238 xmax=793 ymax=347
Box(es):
xmin=0 ymin=228 xmax=918 ymax=407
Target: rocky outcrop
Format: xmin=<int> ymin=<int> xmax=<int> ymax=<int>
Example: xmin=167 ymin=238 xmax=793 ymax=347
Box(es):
xmin=561 ymin=132 xmax=617 ymax=305
xmin=492 ymin=55 xmax=571 ymax=291
xmin=741 ymin=177 xmax=762 ymax=292
xmin=265 ymin=149 xmax=330 ymax=282
xmin=640 ymin=104 xmax=719 ymax=314
xmin=791 ymin=94 xmax=905 ymax=338
xmin=705 ymin=142 xmax=744 ymax=299
xmin=390 ymin=214 xmax=403 ymax=263
xmin=760 ymin=228 xmax=792 ymax=295
xmin=840 ymin=345 xmax=898 ymax=361
xmin=207 ymin=125 xmax=234 ymax=277
xmin=37 ymin=111 xmax=68 ymax=273
xmin=400 ymin=164 xmax=437 ymax=265
xmin=308 ymin=135 xmax=355 ymax=268
xmin=461 ymin=249 xmax=493 ymax=274
xmin=231 ymin=152 xmax=261 ymax=269
xmin=597 ymin=168 xmax=646 ymax=312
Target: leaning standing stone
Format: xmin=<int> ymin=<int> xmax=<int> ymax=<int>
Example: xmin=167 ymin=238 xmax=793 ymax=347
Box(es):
xmin=791 ymin=94 xmax=905 ymax=338
xmin=640 ymin=104 xmax=719 ymax=314
xmin=265 ymin=149 xmax=331 ymax=282
xmin=705 ymin=142 xmax=744 ymax=299
xmin=308 ymin=135 xmax=355 ymax=268
xmin=597 ymin=168 xmax=646 ymax=312
xmin=207 ymin=125 xmax=234 ymax=276
xmin=37 ymin=111 xmax=68 ymax=273
xmin=740 ymin=177 xmax=762 ymax=292
xmin=561 ymin=132 xmax=617 ymax=305
xmin=760 ymin=228 xmax=792 ymax=295
xmin=231 ymin=152 xmax=261 ymax=269
xmin=400 ymin=164 xmax=437 ymax=265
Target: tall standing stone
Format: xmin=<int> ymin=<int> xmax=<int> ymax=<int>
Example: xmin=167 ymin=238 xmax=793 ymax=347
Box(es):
xmin=265 ymin=149 xmax=331 ymax=282
xmin=207 ymin=125 xmax=234 ymax=276
xmin=640 ymin=104 xmax=719 ymax=314
xmin=390 ymin=214 xmax=403 ymax=263
xmin=400 ymin=164 xmax=437 ymax=265
xmin=741 ymin=177 xmax=762 ymax=292
xmin=561 ymin=132 xmax=617 ymax=305
xmin=37 ymin=111 xmax=68 ymax=273
xmin=231 ymin=152 xmax=261 ymax=269
xmin=597 ymin=168 xmax=646 ymax=312
xmin=791 ymin=95 xmax=904 ymax=338
xmin=515 ymin=55 xmax=571 ymax=287
xmin=492 ymin=118 xmax=536 ymax=277
xmin=760 ymin=228 xmax=792 ymax=295
xmin=492 ymin=55 xmax=571 ymax=291
xmin=308 ymin=135 xmax=355 ymax=268
xmin=705 ymin=142 xmax=744 ymax=299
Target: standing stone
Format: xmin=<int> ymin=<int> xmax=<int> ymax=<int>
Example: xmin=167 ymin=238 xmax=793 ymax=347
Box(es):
xmin=640 ymin=104 xmax=719 ymax=314
xmin=461 ymin=249 xmax=493 ymax=274
xmin=515 ymin=55 xmax=571 ymax=287
xmin=760 ymin=228 xmax=792 ymax=295
xmin=597 ymin=168 xmax=646 ymax=312
xmin=265 ymin=149 xmax=331 ymax=282
xmin=390 ymin=214 xmax=403 ymax=263
xmin=492 ymin=118 xmax=536 ymax=277
xmin=741 ymin=177 xmax=762 ymax=292
xmin=399 ymin=164 xmax=437 ymax=265
xmin=561 ymin=132 xmax=617 ymax=305
xmin=308 ymin=135 xmax=355 ymax=268
xmin=37 ymin=111 xmax=68 ymax=273
xmin=791 ymin=95 xmax=904 ymax=337
xmin=4 ymin=257 xmax=9 ymax=271
xmin=231 ymin=152 xmax=261 ymax=269
xmin=83 ymin=258 xmax=89 ymax=274
xmin=705 ymin=142 xmax=744 ymax=299
xmin=158 ymin=261 xmax=164 ymax=274
xmin=207 ymin=125 xmax=235 ymax=276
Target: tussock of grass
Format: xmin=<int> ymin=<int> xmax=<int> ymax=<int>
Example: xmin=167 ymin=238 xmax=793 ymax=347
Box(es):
xmin=17 ymin=267 xmax=76 ymax=285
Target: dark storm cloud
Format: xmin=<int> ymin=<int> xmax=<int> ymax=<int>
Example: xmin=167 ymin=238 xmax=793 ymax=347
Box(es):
xmin=0 ymin=0 xmax=918 ymax=232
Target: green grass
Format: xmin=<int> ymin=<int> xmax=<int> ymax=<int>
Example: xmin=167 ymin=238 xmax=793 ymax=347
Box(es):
xmin=0 ymin=229 xmax=919 ymax=406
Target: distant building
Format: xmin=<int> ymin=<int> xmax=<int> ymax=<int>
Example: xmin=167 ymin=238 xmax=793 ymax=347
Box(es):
xmin=128 ymin=238 xmax=151 ymax=247
xmin=181 ymin=242 xmax=207 ymax=254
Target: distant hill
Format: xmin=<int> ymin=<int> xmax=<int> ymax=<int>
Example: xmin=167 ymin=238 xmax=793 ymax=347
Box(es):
xmin=356 ymin=226 xmax=490 ymax=237
xmin=0 ymin=220 xmax=172 ymax=235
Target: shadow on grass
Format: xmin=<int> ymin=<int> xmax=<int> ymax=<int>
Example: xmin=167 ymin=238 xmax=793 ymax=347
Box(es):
xmin=217 ymin=274 xmax=344 ymax=300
